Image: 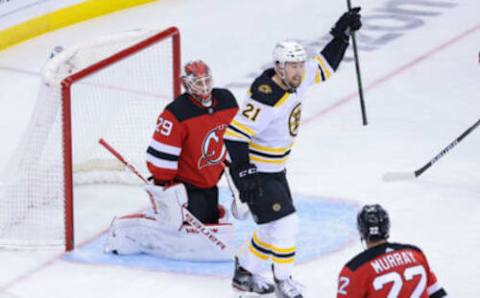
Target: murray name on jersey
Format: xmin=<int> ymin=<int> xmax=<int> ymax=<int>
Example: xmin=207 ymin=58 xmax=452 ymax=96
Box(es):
xmin=338 ymin=242 xmax=447 ymax=298
xmin=224 ymin=55 xmax=333 ymax=172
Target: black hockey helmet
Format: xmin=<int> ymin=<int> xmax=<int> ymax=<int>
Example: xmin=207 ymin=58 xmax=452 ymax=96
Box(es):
xmin=357 ymin=204 xmax=390 ymax=242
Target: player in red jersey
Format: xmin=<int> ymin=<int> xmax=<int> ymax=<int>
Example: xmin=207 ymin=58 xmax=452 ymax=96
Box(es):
xmin=337 ymin=204 xmax=447 ymax=298
xmin=146 ymin=60 xmax=238 ymax=223
xmin=104 ymin=60 xmax=239 ymax=261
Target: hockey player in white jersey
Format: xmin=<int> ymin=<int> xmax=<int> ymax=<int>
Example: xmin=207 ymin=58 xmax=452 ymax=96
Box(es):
xmin=224 ymin=7 xmax=362 ymax=298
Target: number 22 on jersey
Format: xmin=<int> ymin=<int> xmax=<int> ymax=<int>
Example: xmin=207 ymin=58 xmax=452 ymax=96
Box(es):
xmin=338 ymin=265 xmax=428 ymax=298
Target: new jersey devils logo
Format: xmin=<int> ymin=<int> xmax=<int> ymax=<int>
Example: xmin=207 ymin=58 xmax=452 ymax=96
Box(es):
xmin=198 ymin=124 xmax=227 ymax=169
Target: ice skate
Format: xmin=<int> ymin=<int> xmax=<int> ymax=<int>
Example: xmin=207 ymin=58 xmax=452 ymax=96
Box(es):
xmin=232 ymin=257 xmax=275 ymax=297
xmin=274 ymin=276 xmax=304 ymax=298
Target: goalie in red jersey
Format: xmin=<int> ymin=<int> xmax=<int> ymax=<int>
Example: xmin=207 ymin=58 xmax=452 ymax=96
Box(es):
xmin=104 ymin=60 xmax=239 ymax=261
xmin=146 ymin=60 xmax=238 ymax=224
xmin=337 ymin=204 xmax=447 ymax=298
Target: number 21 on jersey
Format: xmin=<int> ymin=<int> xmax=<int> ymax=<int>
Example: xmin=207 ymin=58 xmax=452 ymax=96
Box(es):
xmin=242 ymin=103 xmax=261 ymax=121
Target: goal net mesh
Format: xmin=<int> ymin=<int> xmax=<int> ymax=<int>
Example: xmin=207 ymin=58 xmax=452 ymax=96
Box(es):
xmin=0 ymin=28 xmax=179 ymax=249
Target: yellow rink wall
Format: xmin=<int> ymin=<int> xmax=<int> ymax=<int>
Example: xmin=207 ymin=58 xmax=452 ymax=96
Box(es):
xmin=0 ymin=0 xmax=157 ymax=51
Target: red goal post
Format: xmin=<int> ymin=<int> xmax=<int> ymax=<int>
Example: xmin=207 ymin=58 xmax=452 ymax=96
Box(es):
xmin=0 ymin=27 xmax=181 ymax=251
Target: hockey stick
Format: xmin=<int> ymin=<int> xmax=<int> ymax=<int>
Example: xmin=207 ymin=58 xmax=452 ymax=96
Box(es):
xmin=98 ymin=138 xmax=230 ymax=251
xmin=382 ymin=118 xmax=480 ymax=182
xmin=223 ymin=166 xmax=250 ymax=220
xmin=346 ymin=0 xmax=368 ymax=126
xmin=98 ymin=138 xmax=158 ymax=214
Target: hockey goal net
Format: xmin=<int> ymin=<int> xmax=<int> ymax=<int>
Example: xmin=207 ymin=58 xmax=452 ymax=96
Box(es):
xmin=0 ymin=27 xmax=181 ymax=251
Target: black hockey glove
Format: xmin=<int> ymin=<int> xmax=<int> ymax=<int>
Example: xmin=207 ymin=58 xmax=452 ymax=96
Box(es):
xmin=230 ymin=163 xmax=262 ymax=204
xmin=330 ymin=7 xmax=362 ymax=42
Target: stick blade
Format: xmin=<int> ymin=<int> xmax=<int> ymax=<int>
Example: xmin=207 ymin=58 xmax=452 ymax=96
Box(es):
xmin=231 ymin=198 xmax=250 ymax=221
xmin=382 ymin=172 xmax=416 ymax=182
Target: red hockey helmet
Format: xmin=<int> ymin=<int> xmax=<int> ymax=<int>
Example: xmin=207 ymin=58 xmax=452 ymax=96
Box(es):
xmin=181 ymin=60 xmax=213 ymax=105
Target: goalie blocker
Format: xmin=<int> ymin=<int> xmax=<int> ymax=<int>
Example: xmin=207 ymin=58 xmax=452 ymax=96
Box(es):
xmin=104 ymin=183 xmax=235 ymax=261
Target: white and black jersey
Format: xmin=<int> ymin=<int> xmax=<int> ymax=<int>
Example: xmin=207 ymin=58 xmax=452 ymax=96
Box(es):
xmin=224 ymin=55 xmax=334 ymax=172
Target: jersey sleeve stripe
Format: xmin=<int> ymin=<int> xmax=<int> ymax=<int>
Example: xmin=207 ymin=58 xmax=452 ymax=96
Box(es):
xmin=428 ymin=282 xmax=447 ymax=297
xmin=430 ymin=289 xmax=447 ymax=298
xmin=224 ymin=128 xmax=251 ymax=142
xmin=314 ymin=70 xmax=322 ymax=84
xmin=250 ymin=154 xmax=289 ymax=164
xmin=249 ymin=148 xmax=291 ymax=158
xmin=273 ymin=92 xmax=290 ymax=107
xmin=149 ymin=139 xmax=181 ymax=156
xmin=428 ymin=282 xmax=441 ymax=295
xmin=146 ymin=154 xmax=178 ymax=170
xmin=147 ymin=146 xmax=179 ymax=161
xmin=250 ymin=142 xmax=293 ymax=154
xmin=231 ymin=119 xmax=256 ymax=136
xmin=317 ymin=64 xmax=326 ymax=82
xmin=227 ymin=124 xmax=252 ymax=140
xmin=315 ymin=55 xmax=332 ymax=79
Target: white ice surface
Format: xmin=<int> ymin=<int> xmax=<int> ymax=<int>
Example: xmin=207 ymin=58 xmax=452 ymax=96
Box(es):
xmin=0 ymin=0 xmax=479 ymax=297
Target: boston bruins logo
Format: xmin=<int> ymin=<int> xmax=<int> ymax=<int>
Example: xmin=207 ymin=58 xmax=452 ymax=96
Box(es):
xmin=258 ymin=84 xmax=272 ymax=94
xmin=272 ymin=203 xmax=282 ymax=212
xmin=288 ymin=103 xmax=302 ymax=136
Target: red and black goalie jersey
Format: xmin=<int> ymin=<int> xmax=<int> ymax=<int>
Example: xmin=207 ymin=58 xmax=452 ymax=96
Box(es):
xmin=146 ymin=88 xmax=238 ymax=188
xmin=337 ymin=242 xmax=447 ymax=298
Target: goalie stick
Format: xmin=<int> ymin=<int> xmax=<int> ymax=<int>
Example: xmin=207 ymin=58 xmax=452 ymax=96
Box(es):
xmin=98 ymin=138 xmax=158 ymax=213
xmin=383 ymin=118 xmax=480 ymax=181
xmin=98 ymin=138 xmax=230 ymax=251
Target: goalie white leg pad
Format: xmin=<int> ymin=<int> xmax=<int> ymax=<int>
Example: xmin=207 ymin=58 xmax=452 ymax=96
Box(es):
xmin=104 ymin=212 xmax=236 ymax=261
xmin=104 ymin=214 xmax=153 ymax=255
xmin=172 ymin=223 xmax=235 ymax=261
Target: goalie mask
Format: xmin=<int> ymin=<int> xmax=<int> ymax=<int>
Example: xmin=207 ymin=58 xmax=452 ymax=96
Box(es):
xmin=357 ymin=204 xmax=390 ymax=242
xmin=181 ymin=60 xmax=213 ymax=106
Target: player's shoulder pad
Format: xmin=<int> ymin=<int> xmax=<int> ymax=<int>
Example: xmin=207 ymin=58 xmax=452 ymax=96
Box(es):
xmin=389 ymin=242 xmax=423 ymax=253
xmin=345 ymin=242 xmax=390 ymax=271
xmin=344 ymin=250 xmax=379 ymax=272
xmin=165 ymin=93 xmax=200 ymax=122
xmin=212 ymin=88 xmax=238 ymax=110
xmin=249 ymin=69 xmax=287 ymax=107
